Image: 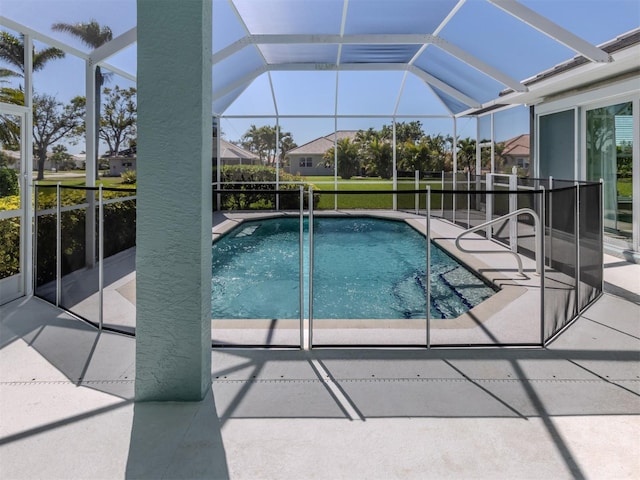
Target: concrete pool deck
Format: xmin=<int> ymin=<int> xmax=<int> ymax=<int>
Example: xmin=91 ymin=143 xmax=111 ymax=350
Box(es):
xmin=1 ymin=212 xmax=639 ymax=479
xmin=1 ymin=257 xmax=639 ymax=479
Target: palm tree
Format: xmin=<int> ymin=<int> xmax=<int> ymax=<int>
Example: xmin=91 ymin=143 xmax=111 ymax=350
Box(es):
xmin=457 ymin=137 xmax=477 ymax=173
xmin=363 ymin=136 xmax=393 ymax=179
xmin=0 ymin=31 xmax=65 ymax=79
xmin=278 ymin=132 xmax=297 ymax=166
xmin=323 ymin=137 xmax=360 ymax=179
xmin=52 ymin=20 xmax=113 ymax=177
xmin=0 ymin=88 xmax=24 ymax=147
xmin=0 ymin=32 xmax=64 ymax=148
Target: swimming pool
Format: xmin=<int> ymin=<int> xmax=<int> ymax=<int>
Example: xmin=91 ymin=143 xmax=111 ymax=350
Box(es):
xmin=211 ymin=217 xmax=496 ymax=320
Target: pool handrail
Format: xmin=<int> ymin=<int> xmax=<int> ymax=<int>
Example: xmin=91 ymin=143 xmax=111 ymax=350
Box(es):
xmin=454 ymin=208 xmax=542 ymax=276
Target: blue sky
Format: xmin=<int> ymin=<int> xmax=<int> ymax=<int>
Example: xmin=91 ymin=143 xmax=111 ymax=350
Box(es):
xmin=2 ymin=0 xmax=639 ymax=153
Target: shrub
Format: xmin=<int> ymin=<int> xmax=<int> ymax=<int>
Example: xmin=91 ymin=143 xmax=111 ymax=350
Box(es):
xmin=215 ymin=165 xmax=318 ymax=210
xmin=121 ymin=169 xmax=137 ymax=184
xmin=0 ymin=168 xmax=19 ymax=197
xmin=0 ymin=217 xmax=20 ymax=279
xmin=30 ymin=186 xmax=136 ymax=285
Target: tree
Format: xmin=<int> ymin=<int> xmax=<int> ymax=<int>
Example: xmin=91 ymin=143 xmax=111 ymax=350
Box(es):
xmin=239 ymin=124 xmax=270 ymax=164
xmin=52 ymin=20 xmax=113 ymax=177
xmin=98 ymin=86 xmax=136 ymax=157
xmin=0 ymin=31 xmax=65 ymax=78
xmin=278 ymin=131 xmax=297 ymax=166
xmin=457 ymin=137 xmax=477 ymax=173
xmin=354 ymin=128 xmax=380 ymax=146
xmin=0 ymin=88 xmax=23 ymax=147
xmin=32 ymin=93 xmax=85 ymax=180
xmin=0 ymin=32 xmax=65 ymax=147
xmin=0 ymin=150 xmax=15 ymax=168
xmin=0 ymin=167 xmax=19 ymax=196
xmin=50 ymin=144 xmax=75 ymax=171
xmin=239 ymin=124 xmax=296 ymax=166
xmin=424 ymin=133 xmax=451 ymax=172
xmin=278 ymin=133 xmax=297 ymax=165
xmin=397 ymin=140 xmax=430 ymax=173
xmin=382 ymin=121 xmax=424 ymax=144
xmin=361 ymin=136 xmax=393 ymax=178
xmin=323 ymin=138 xmax=360 ymax=179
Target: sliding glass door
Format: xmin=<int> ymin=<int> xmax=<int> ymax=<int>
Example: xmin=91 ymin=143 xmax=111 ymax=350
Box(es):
xmin=586 ymin=101 xmax=634 ymax=246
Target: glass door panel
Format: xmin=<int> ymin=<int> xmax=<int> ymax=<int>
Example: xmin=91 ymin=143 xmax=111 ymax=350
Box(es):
xmin=586 ymin=102 xmax=633 ymax=245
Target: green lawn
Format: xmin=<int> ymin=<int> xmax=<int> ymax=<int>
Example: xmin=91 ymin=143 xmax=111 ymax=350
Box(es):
xmin=302 ymin=176 xmax=442 ymax=209
xmin=35 ymin=175 xmax=126 ymax=188
xmin=617 ymin=178 xmax=632 ymax=198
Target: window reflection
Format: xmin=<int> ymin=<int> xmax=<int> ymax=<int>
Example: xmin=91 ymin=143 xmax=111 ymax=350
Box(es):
xmin=586 ymin=101 xmax=633 ymax=241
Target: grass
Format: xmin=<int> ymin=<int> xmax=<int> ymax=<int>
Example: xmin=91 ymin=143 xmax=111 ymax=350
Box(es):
xmin=617 ymin=178 xmax=632 ymax=198
xmin=302 ymin=176 xmax=443 ymax=209
xmin=34 ymin=172 xmax=126 ymax=188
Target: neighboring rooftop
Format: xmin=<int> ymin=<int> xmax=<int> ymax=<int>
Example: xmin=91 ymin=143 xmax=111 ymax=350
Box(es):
xmin=501 ymin=133 xmax=530 ymax=157
xmin=286 ymin=130 xmax=359 ymax=156
xmin=216 ymin=138 xmax=260 ymax=161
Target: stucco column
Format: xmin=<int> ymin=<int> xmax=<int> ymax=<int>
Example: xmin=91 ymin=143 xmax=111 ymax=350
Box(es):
xmin=135 ymin=0 xmax=212 ymax=401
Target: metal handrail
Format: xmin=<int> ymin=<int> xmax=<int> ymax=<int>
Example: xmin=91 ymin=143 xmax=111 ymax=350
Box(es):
xmin=454 ymin=208 xmax=542 ymax=276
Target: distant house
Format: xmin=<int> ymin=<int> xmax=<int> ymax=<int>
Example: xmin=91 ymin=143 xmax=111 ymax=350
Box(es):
xmin=500 ymin=134 xmax=530 ymax=174
xmin=286 ymin=131 xmax=359 ymax=176
xmin=4 ymin=150 xmax=85 ymax=173
xmin=71 ymin=154 xmax=86 ymax=169
xmin=107 ymin=139 xmax=260 ymax=177
xmin=3 ymin=149 xmax=84 ymax=171
xmin=214 ymin=139 xmax=260 ymax=166
xmin=109 ymin=157 xmax=136 ymax=176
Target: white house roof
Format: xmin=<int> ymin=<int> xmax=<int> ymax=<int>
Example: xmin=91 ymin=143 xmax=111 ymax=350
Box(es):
xmin=218 ymin=138 xmax=259 ymax=160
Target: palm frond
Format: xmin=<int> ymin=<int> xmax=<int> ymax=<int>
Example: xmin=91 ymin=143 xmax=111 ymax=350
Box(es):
xmin=0 ymin=86 xmax=24 ymax=107
xmin=1 ymin=31 xmax=65 ymax=75
xmin=52 ymin=20 xmax=113 ymax=49
xmin=0 ymin=68 xmax=20 ymax=81
xmin=33 ymin=47 xmax=65 ymax=72
xmin=0 ymin=31 xmax=25 ymax=72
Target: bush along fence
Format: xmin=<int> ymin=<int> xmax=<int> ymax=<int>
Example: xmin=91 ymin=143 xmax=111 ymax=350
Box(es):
xmin=33 ymin=185 xmax=136 ymax=287
xmin=213 ymin=165 xmax=319 ymax=210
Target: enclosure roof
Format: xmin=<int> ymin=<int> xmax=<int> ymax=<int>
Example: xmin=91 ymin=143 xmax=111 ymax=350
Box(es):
xmin=1 ymin=0 xmax=639 ymax=117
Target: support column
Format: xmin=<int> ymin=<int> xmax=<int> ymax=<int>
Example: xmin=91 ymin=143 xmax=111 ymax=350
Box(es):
xmin=85 ymin=60 xmax=96 ymax=268
xmin=136 ymin=0 xmax=212 ymax=401
xmin=24 ymin=34 xmax=33 ymax=295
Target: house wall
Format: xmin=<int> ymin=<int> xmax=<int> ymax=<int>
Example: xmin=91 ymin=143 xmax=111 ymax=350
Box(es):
xmin=503 ymin=154 xmax=530 ymax=171
xmin=109 ymin=157 xmax=137 ymax=177
xmin=286 ymin=154 xmax=334 ymax=176
xmin=534 ymin=75 xmax=640 ymax=258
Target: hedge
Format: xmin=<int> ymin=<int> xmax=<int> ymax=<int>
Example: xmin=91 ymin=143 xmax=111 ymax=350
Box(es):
xmin=0 ymin=187 xmax=136 ymax=284
xmin=0 ymin=168 xmax=19 ymax=197
xmin=214 ymin=165 xmax=319 ymax=210
xmin=2 ymin=165 xmax=320 ymax=282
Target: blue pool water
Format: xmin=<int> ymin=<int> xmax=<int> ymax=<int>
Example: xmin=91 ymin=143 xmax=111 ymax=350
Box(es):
xmin=211 ymin=217 xmax=496 ymax=320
